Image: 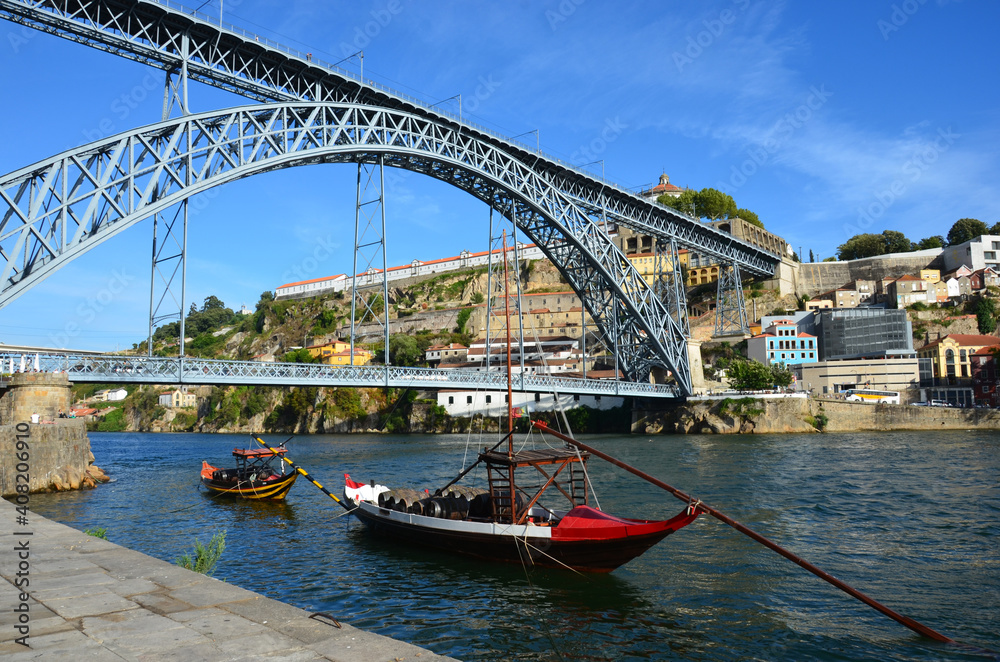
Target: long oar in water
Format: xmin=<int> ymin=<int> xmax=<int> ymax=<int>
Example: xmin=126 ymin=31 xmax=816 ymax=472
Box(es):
xmin=532 ymin=421 xmax=957 ymax=644
xmin=254 ymin=437 xmax=353 ymax=513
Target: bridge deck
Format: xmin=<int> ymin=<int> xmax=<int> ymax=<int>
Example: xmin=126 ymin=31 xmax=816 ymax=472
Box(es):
xmin=3 ymin=354 xmax=681 ymax=399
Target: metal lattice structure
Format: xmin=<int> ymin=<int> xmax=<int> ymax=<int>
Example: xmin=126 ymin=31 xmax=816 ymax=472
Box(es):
xmin=1 ymin=352 xmax=680 ymax=398
xmin=0 ymin=0 xmax=783 ymax=396
xmin=0 ymin=103 xmax=709 ymax=391
xmin=713 ymin=263 xmax=750 ymax=337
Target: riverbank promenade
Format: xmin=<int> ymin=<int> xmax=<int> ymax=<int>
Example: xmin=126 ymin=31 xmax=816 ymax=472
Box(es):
xmin=0 ymin=498 xmax=458 ymax=661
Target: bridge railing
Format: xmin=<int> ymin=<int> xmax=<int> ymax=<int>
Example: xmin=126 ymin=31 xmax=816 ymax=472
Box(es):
xmin=0 ymin=354 xmax=680 ymax=398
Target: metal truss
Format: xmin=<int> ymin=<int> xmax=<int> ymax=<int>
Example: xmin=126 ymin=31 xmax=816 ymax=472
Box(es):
xmin=5 ymin=352 xmax=681 ymax=398
xmin=714 ymin=263 xmax=749 ymax=337
xmin=0 ymin=0 xmax=779 ymax=274
xmin=146 ymin=200 xmax=186 ymax=355
xmin=0 ymin=102 xmax=705 ymax=391
xmin=350 ymin=157 xmax=390 ymax=368
xmin=654 ymin=238 xmax=689 ymax=337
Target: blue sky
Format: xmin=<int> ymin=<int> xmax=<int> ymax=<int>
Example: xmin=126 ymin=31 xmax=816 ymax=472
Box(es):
xmin=1 ymin=0 xmax=998 ymax=351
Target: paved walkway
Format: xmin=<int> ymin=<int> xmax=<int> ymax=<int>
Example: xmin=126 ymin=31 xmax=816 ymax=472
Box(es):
xmin=0 ymin=498 xmax=459 ymax=661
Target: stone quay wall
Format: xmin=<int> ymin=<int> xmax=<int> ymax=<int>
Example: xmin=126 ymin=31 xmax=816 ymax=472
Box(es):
xmin=634 ymin=396 xmax=1000 ymax=434
xmin=794 ymin=251 xmax=943 ymax=298
xmin=0 ymin=420 xmax=93 ymax=496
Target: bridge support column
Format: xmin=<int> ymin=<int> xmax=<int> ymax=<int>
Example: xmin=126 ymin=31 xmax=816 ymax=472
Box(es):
xmin=350 ymin=156 xmax=390 ymax=367
xmin=147 ymin=202 xmax=188 ymax=356
xmin=713 ymin=262 xmax=749 ymax=338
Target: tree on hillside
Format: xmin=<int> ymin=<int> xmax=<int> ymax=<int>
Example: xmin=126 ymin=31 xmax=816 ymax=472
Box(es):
xmin=388 ymin=334 xmax=422 ymax=366
xmin=947 ymin=218 xmax=988 ymax=246
xmin=658 ymin=189 xmax=697 ymax=216
xmin=976 ymin=298 xmax=998 ymax=335
xmin=727 ymin=359 xmax=774 ymax=390
xmin=837 ymin=233 xmax=888 ymax=260
xmin=917 ymin=235 xmax=945 ymax=250
xmin=837 ymin=230 xmax=914 ymax=260
xmin=695 ymin=188 xmax=738 ymax=220
xmin=658 ymin=187 xmax=738 ymax=220
xmin=882 ymin=230 xmax=915 ymax=254
xmin=735 ymin=208 xmax=763 ymax=228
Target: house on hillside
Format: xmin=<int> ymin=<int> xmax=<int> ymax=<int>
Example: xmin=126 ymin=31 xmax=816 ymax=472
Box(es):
xmin=159 ymin=389 xmax=197 ymax=408
xmin=917 ymin=334 xmax=1000 ymax=381
xmin=747 ymin=319 xmax=818 ymax=366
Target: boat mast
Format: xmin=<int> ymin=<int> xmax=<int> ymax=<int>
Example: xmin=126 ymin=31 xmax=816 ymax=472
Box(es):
xmin=501 ymin=230 xmax=515 ymax=446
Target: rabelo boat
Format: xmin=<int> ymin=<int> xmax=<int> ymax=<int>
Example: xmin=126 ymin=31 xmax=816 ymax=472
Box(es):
xmin=201 ymin=446 xmax=297 ymax=500
xmin=342 ymin=232 xmax=700 ymax=572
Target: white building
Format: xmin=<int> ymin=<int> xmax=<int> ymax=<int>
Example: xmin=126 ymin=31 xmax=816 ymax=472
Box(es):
xmin=276 ymin=244 xmax=545 ymax=299
xmin=941 ymin=234 xmax=1000 ymax=273
xmin=437 ymin=390 xmax=623 ymax=418
xmin=94 ymin=388 xmax=128 ymax=402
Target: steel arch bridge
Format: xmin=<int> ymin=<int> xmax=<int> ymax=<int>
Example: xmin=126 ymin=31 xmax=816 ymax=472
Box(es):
xmin=0 ymin=0 xmax=782 ymax=397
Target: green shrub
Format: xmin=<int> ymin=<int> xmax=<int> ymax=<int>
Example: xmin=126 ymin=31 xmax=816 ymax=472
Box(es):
xmin=84 ymin=527 xmax=108 ymax=539
xmin=176 ymin=530 xmax=226 ymax=576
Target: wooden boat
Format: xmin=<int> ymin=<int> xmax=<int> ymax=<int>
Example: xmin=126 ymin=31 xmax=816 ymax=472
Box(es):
xmin=201 ymin=447 xmax=297 ymax=500
xmin=341 ymin=232 xmax=700 ymax=572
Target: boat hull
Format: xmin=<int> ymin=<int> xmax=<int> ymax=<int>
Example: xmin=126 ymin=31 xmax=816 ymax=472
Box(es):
xmin=349 ymin=500 xmax=697 ymax=572
xmin=200 ymin=461 xmax=297 ymax=500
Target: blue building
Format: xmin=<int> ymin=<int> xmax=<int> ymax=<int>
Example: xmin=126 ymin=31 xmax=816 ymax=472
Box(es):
xmin=748 ymin=319 xmax=819 ymax=366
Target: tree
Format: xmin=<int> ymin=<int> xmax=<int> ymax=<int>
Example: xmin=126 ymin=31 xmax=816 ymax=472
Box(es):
xmin=727 ymin=359 xmax=774 ymax=390
xmin=658 ymin=189 xmax=697 ymax=216
xmin=947 ymin=218 xmax=988 ymax=246
xmin=455 ymin=307 xmax=472 ymax=335
xmin=256 ymin=291 xmax=275 ymax=311
xmin=735 ymin=208 xmax=763 ymax=228
xmin=388 ymin=334 xmax=422 ymax=366
xmin=990 ymin=222 xmax=1000 ymax=235
xmin=770 ymin=363 xmax=794 ymax=388
xmin=917 ymin=235 xmax=945 ymax=250
xmin=976 ymin=298 xmax=998 ymax=334
xmin=881 ymin=230 xmax=914 ymax=254
xmin=694 ymin=188 xmax=737 ymax=220
xmin=202 ymin=295 xmax=225 ymax=311
xmin=837 ymin=233 xmax=887 ymax=260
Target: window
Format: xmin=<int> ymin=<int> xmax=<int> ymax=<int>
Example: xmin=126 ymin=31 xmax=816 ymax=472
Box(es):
xmin=486 ymin=395 xmax=492 ymax=404
xmin=595 ymin=395 xmax=601 ymax=402
xmin=448 ymin=396 xmax=454 ymax=404
xmin=809 ymin=352 xmax=814 ymax=358
xmin=466 ymin=396 xmax=472 ymax=404
xmin=986 ymin=252 xmax=997 ymax=261
xmin=983 ymin=386 xmax=990 ymax=394
xmin=573 ymin=394 xmax=580 ymax=401
xmin=535 ymin=393 xmax=541 ymax=402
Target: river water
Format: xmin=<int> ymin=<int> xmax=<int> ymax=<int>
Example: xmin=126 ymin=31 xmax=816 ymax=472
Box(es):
xmin=26 ymin=430 xmax=1000 ymax=661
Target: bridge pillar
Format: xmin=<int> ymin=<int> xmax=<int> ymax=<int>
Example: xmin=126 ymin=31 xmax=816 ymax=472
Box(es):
xmin=687 ymin=339 xmax=706 ymax=393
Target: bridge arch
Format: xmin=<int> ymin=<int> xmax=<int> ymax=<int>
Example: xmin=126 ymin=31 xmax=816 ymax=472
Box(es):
xmin=1 ymin=102 xmax=694 ymax=390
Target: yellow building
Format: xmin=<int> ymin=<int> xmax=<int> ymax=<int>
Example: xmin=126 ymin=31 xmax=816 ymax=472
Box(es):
xmin=626 ymin=252 xmax=657 ymax=286
xmin=919 ymin=269 xmax=941 ymax=283
xmin=307 ymin=340 xmax=373 ymax=366
xmin=917 ymin=334 xmax=1000 ymax=379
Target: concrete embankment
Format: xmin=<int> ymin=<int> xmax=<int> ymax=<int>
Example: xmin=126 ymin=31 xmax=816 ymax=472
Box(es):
xmin=634 ymin=396 xmax=1000 ymax=434
xmin=0 ymin=498 xmax=458 ymax=661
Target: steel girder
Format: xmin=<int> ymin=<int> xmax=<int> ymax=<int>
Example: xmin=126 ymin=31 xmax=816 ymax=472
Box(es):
xmin=0 ymin=0 xmax=779 ymax=275
xmin=0 ymin=102 xmax=695 ymax=390
xmin=3 ymin=352 xmax=680 ymax=398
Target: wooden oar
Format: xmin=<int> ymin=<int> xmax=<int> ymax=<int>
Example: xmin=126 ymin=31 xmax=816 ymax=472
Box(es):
xmin=532 ymin=421 xmax=955 ymax=644
xmin=254 ymin=437 xmax=353 ymax=512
